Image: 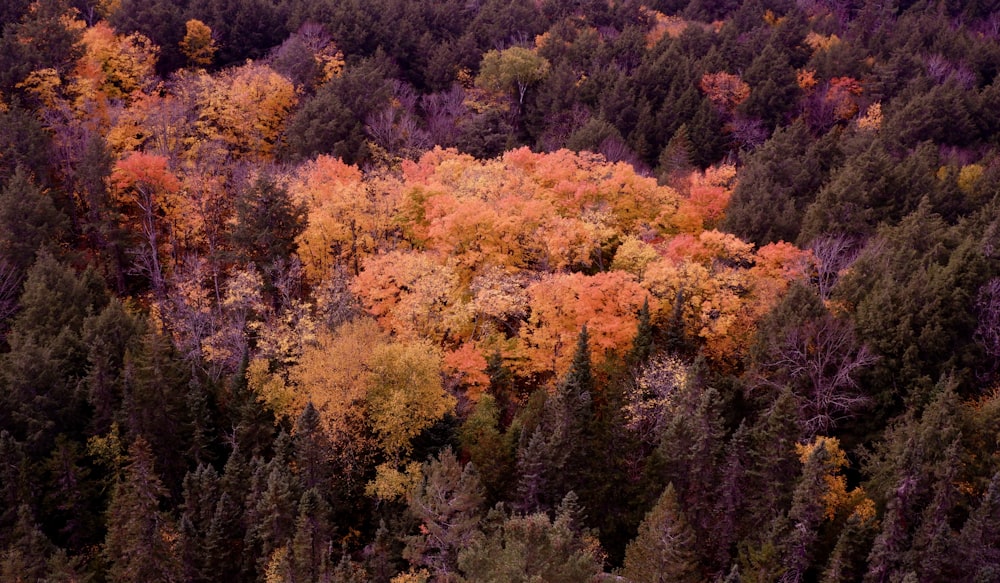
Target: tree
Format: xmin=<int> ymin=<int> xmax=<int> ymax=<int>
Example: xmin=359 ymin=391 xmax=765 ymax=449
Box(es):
xmin=179 ymin=19 xmax=216 ymax=68
xmin=518 ymin=271 xmax=649 ymax=379
xmin=289 ymin=488 xmax=335 ymax=582
xmin=229 ymin=174 xmax=307 ymax=274
xmin=103 ymin=436 xmax=181 ymax=583
xmin=620 ymin=483 xmax=700 ymax=583
xmin=194 ymin=62 xmax=298 ymax=159
xmin=1 ymin=251 xmax=107 ymax=452
xmin=404 ymin=448 xmax=484 ymax=581
xmin=457 ymin=496 xmax=604 ymax=583
xmin=0 ymin=166 xmax=67 ymax=274
xmin=110 ymin=152 xmax=181 ymax=295
xmin=366 ymin=340 xmax=455 ymax=462
xmin=476 ymin=47 xmax=551 ymax=108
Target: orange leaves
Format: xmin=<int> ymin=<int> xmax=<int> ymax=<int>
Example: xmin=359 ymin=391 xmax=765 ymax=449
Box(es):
xmin=77 ymin=22 xmax=158 ymax=102
xmin=289 ymin=155 xmax=378 ymax=280
xmin=672 ymin=166 xmax=737 ymax=233
xmin=517 ymin=271 xmax=650 ymax=378
xmin=112 ymin=152 xmax=180 ymax=194
xmin=443 ymin=343 xmax=490 ymax=399
xmin=826 ymin=77 xmax=863 ymax=121
xmin=699 ymin=72 xmax=750 ymax=113
xmin=351 ymin=251 xmax=472 ymax=344
xmin=399 ymin=147 xmax=678 ymax=276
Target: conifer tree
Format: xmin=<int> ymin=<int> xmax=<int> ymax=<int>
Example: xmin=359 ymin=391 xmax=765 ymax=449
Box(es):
xmin=620 ymin=483 xmax=700 ymax=583
xmin=404 ymin=448 xmax=484 ymax=581
xmin=0 ymin=505 xmax=52 ymax=581
xmin=293 ymin=402 xmax=332 ymax=491
xmin=103 ymin=436 xmax=181 ymax=583
xmin=290 ymin=487 xmax=335 ymax=582
xmin=0 ymin=166 xmax=67 ymax=274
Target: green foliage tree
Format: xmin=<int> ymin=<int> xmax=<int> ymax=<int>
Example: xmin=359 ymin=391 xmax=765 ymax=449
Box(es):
xmin=103 ymin=436 xmax=181 ymax=583
xmin=404 ymin=448 xmax=484 ymax=581
xmin=457 ymin=495 xmax=604 ymax=583
xmin=0 ymin=167 xmax=67 ymax=274
xmin=620 ymin=483 xmax=700 ymax=583
xmin=282 ymin=55 xmax=394 ymax=164
xmin=476 ymin=46 xmax=551 ymax=107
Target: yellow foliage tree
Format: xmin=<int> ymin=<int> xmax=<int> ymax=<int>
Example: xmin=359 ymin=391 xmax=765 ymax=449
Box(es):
xmin=179 ymin=19 xmax=216 ymax=68
xmin=194 ymin=62 xmax=297 ymax=159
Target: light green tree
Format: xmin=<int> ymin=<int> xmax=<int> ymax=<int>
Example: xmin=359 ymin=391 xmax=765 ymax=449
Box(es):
xmin=475 ymin=46 xmax=550 ymax=106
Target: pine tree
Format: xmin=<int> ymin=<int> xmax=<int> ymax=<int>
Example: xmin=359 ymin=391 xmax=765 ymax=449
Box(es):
xmin=178 ymin=464 xmax=220 ymax=582
xmin=458 ymin=394 xmax=515 ymax=504
xmin=404 ymin=448 xmax=484 ymax=581
xmin=628 ymin=298 xmax=654 ymax=367
xmin=103 ymin=436 xmax=181 ymax=583
xmin=0 ymin=166 xmax=67 ymax=273
xmin=290 ymin=488 xmax=335 ymax=582
xmin=957 ymin=471 xmax=1000 ymax=579
xmin=0 ymin=505 xmax=52 ymax=581
xmin=293 ymin=402 xmax=332 ymax=491
xmin=620 ymin=483 xmax=700 ymax=583
xmin=204 ymin=491 xmax=243 ymax=581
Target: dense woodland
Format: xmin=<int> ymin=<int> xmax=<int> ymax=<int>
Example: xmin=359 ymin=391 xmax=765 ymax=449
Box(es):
xmin=3 ymin=0 xmax=1000 ymax=581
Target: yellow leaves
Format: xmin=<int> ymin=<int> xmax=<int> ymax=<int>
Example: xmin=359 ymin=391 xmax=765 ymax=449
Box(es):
xmin=194 ymin=62 xmax=297 ymax=159
xmin=958 ymin=163 xmax=984 ymax=195
xmin=805 ymin=31 xmax=841 ymax=53
xmin=367 ymin=462 xmax=424 ymax=502
xmin=366 ymin=340 xmax=455 ymax=456
xmin=352 ymin=251 xmax=473 ymax=343
xmin=77 ymin=22 xmax=158 ymax=102
xmin=290 ymin=320 xmax=454 ymax=499
xmin=291 ymin=318 xmax=386 ymax=426
xmin=247 ymin=358 xmax=295 ymax=419
xmin=796 ymin=436 xmax=874 ymax=522
xmin=401 ymin=147 xmax=678 ymax=276
xmin=857 ymin=102 xmax=882 ymax=132
xmin=388 ymin=566 xmax=431 ymax=583
xmin=180 ymin=20 xmax=216 ymax=68
xmin=611 ymin=236 xmax=661 ymax=279
xmin=17 ymin=68 xmax=62 ymax=107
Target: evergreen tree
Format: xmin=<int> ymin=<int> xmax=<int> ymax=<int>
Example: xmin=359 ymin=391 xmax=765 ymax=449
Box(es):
xmin=0 ymin=166 xmax=67 ymax=274
xmin=620 ymin=483 xmax=700 ymax=583
xmin=403 ymin=448 xmax=484 ymax=581
xmin=457 ymin=496 xmax=604 ymax=583
xmin=0 ymin=504 xmax=52 ymax=581
xmin=103 ymin=436 xmax=181 ymax=583
xmin=293 ymin=402 xmax=333 ymax=491
xmin=290 ymin=487 xmax=335 ymax=582
xmin=458 ymin=394 xmax=514 ymax=504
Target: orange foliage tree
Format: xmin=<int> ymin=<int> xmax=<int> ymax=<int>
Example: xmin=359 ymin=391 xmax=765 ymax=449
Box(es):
xmin=111 ymin=152 xmax=181 ymax=294
xmin=699 ymin=72 xmax=750 ymax=114
xmin=516 ymin=271 xmax=650 ymax=379
xmin=290 ymin=156 xmax=401 ymax=281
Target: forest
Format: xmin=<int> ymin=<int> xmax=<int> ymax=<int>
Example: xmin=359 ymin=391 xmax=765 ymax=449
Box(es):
xmin=2 ymin=0 xmax=1000 ymax=581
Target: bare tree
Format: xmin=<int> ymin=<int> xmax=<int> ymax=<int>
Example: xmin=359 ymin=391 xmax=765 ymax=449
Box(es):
xmin=764 ymin=314 xmax=877 ymax=435
xmin=809 ymin=234 xmax=861 ymax=300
